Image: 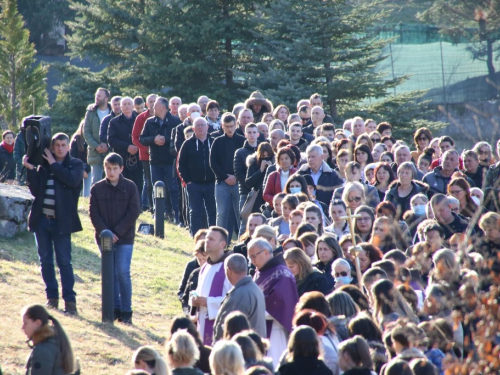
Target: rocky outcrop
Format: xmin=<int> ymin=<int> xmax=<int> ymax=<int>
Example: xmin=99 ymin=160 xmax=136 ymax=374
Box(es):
xmin=0 ymin=184 xmax=33 ymax=238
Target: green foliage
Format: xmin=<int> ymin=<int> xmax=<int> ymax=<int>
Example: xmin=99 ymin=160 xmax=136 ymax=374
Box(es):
xmin=0 ymin=0 xmax=47 ymax=130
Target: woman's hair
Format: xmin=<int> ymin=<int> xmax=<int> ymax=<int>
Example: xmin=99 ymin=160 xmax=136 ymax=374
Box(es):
xmin=371 ymin=279 xmax=419 ymax=324
xmin=447 ymin=177 xmax=472 ymax=202
xmin=170 ymin=316 xmax=203 ymax=347
xmin=342 ymin=182 xmax=366 ymax=206
xmin=419 ymin=147 xmax=435 ymax=165
xmin=193 ymin=239 xmax=206 ymax=255
xmin=232 ymin=333 xmax=262 ymax=365
xmin=371 ymin=216 xmax=407 ymax=250
xmin=380 ymin=150 xmax=395 ymax=162
xmin=284 ymin=248 xmax=313 ymax=281
xmin=338 ymin=285 xmax=371 ymax=311
xmin=297 ymin=232 xmax=318 ymax=247
xmin=384 ymin=359 xmax=415 ymax=375
xmin=166 ymin=330 xmax=199 ymax=367
xmin=315 ymin=235 xmax=343 ymax=263
xmin=355 ymin=134 xmax=374 ymax=151
xmin=326 ymin=290 xmax=359 ymax=318
xmin=284 ymin=174 xmax=309 ymax=195
xmin=418 ymin=318 xmax=454 ymax=354
xmin=256 ymin=142 xmax=274 ymax=163
xmin=295 ymin=291 xmax=331 ymax=317
xmin=273 ymin=104 xmax=290 ymax=120
xmin=269 ymin=119 xmax=285 ymax=132
xmin=413 ymin=128 xmax=433 ymax=151
xmin=479 ymin=211 xmax=500 ymax=230
xmin=338 ymin=335 xmax=373 ymax=369
xmin=243 ymin=330 xmax=269 ymax=356
xmin=318 ymin=141 xmax=333 ymax=161
xmin=282 ymin=194 xmax=299 ymax=210
xmin=472 ymin=141 xmax=492 ymax=155
xmin=209 ymin=340 xmax=245 ymax=375
xmin=276 ymin=147 xmax=296 ymax=166
xmin=348 ymin=311 xmax=383 ymax=342
xmin=375 ymin=201 xmax=397 ymax=219
xmin=71 ymin=120 xmax=86 ymax=152
xmin=282 ymin=238 xmax=304 ymax=250
xmin=194 ymin=229 xmax=208 ymax=243
xmin=287 ymin=326 xmax=320 ymax=361
xmin=22 ymin=304 xmax=75 ymax=374
xmin=354 ymin=143 xmax=374 ymax=165
xmin=303 ymin=204 xmax=324 ymax=235
xmin=292 ymin=309 xmax=329 ymax=336
xmin=354 ymin=206 xmax=375 ymax=235
xmin=133 ymin=346 xmax=170 ymax=375
xmin=409 ymin=358 xmax=438 ymax=375
xmin=432 ymin=249 xmax=460 ymax=283
xmin=224 ymin=311 xmax=251 ymax=339
xmin=397 ymin=161 xmax=418 ymax=179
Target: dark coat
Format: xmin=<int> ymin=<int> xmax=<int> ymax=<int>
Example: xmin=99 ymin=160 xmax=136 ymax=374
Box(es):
xmin=296 ymin=268 xmax=330 ymax=297
xmin=26 ymin=153 xmax=84 ymax=234
xmin=0 ymin=143 xmax=15 ymax=181
xmin=89 ymin=174 xmax=141 ymax=245
xmin=139 ymin=113 xmax=182 ymax=165
xmin=297 ymin=161 xmax=344 ymax=205
xmin=234 ymin=141 xmax=260 ymax=195
xmin=245 ymin=154 xmax=268 ymax=212
xmin=178 ymin=258 xmax=199 ymax=299
xmin=108 ymin=112 xmax=138 ymax=164
xmin=69 ymin=137 xmax=91 ymax=174
xmin=181 ymin=267 xmax=200 ymax=315
xmin=278 ymin=357 xmax=333 ymax=375
xmin=13 ymin=131 xmax=26 ymax=183
xmin=342 ymin=369 xmax=373 ymax=375
xmin=315 ymin=260 xmax=335 ymax=293
xmin=178 ymin=136 xmax=215 ymax=184
xmin=26 ymin=333 xmax=65 ymax=375
xmin=384 ymin=180 xmax=429 ymax=220
xmin=99 ymin=110 xmax=119 ymax=144
xmin=423 ymin=166 xmax=456 ymax=197
xmin=209 ymin=133 xmax=245 ymax=182
xmin=172 ymin=368 xmax=204 ymax=375
xmin=483 ymin=162 xmax=500 ymax=211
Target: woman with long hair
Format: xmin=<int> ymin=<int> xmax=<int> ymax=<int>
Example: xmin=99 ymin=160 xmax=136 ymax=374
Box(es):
xmin=411 ymin=128 xmax=432 ymax=161
xmin=354 ymin=206 xmax=375 ymax=242
xmin=355 ymin=134 xmax=374 ymax=151
xmin=372 ymin=163 xmax=395 ymax=202
xmin=70 ymin=121 xmax=91 ymax=197
xmin=342 ymin=182 xmax=367 ymax=212
xmin=209 ymin=340 xmax=245 ymax=375
xmin=338 ymin=336 xmax=374 ymax=375
xmin=133 ymin=346 xmax=170 ymax=375
xmin=318 ymin=141 xmax=336 ymax=169
xmin=166 ymin=331 xmax=203 ymax=375
xmin=447 ymin=177 xmax=480 ymax=220
xmin=371 ymin=216 xmax=408 ymax=253
xmin=273 ymin=104 xmax=290 ymax=126
xmin=354 ymin=144 xmax=374 ymax=175
xmin=314 ymin=235 xmax=343 ymax=291
xmin=22 ymin=304 xmax=76 ymax=375
xmin=263 ymin=147 xmax=297 ymax=207
xmin=246 ymin=142 xmax=275 ymax=213
xmin=303 ymin=204 xmax=325 ymax=235
xmin=284 ymin=248 xmax=330 ymax=296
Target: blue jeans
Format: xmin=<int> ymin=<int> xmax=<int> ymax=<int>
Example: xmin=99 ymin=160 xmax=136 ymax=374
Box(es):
xmin=35 ymin=216 xmax=76 ymax=302
xmin=82 ymin=174 xmax=91 ymax=197
xmin=238 ymin=194 xmax=248 ymax=237
xmin=186 ymin=182 xmax=216 ymax=237
xmin=215 ymin=181 xmax=240 ymax=238
xmin=151 ymin=164 xmax=179 ymax=220
xmin=141 ymin=161 xmax=153 ymax=209
xmin=91 ymin=163 xmax=104 ymax=186
xmin=114 ymin=244 xmax=133 ymax=312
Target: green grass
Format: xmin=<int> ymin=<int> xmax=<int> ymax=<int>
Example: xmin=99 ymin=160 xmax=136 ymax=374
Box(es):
xmin=0 ymin=197 xmax=193 ymax=374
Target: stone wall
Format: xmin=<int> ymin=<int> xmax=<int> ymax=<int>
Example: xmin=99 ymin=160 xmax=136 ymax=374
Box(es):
xmin=0 ymin=184 xmax=34 ymax=238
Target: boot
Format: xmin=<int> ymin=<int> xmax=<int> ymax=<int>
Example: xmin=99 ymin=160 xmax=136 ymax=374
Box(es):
xmin=114 ymin=308 xmax=122 ymax=322
xmin=121 ymin=311 xmax=133 ymax=325
xmin=46 ymin=298 xmax=59 ymax=310
xmin=64 ymin=301 xmax=78 ymax=316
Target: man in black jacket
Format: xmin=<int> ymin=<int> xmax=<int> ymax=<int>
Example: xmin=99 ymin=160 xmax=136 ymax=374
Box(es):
xmin=210 ymin=113 xmax=245 ymax=237
xmin=89 ymin=153 xmax=141 ymax=324
xmin=234 ymin=123 xmax=260 ymax=237
xmin=108 ymin=97 xmax=142 ymax=193
xmin=140 ymin=97 xmax=182 ymax=222
xmin=178 ymin=117 xmax=216 ymax=236
xmin=23 ymin=133 xmax=84 ymax=315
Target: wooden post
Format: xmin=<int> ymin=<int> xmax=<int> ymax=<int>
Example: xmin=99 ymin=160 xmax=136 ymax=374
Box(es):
xmin=340 ymin=208 xmax=364 ymax=293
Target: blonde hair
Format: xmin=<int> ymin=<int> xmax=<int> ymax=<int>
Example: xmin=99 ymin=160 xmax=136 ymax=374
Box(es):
xmin=342 ymin=182 xmax=366 ymax=206
xmin=479 ymin=212 xmax=500 ymax=230
xmin=209 ymin=340 xmax=245 ymax=375
xmin=166 ymin=330 xmax=200 ymax=367
xmin=284 ymin=247 xmax=313 ymax=281
xmin=132 ymin=346 xmax=170 ymax=375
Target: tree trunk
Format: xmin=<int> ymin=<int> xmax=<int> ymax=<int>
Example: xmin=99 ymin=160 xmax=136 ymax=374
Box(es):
xmin=223 ymin=3 xmax=234 ymax=109
xmin=486 ymin=38 xmax=498 ymax=99
xmin=10 ymin=54 xmax=16 ymax=129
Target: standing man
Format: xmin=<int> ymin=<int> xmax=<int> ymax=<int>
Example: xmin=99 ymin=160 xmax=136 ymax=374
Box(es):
xmin=190 ymin=226 xmax=232 ymax=345
xmin=234 ymin=123 xmax=261 ymax=237
xmin=309 ymin=93 xmax=334 ymax=123
xmin=288 ymin=122 xmax=309 ymax=152
xmin=197 ymin=95 xmax=210 ymax=116
xmin=89 ymin=153 xmax=141 ymax=324
xmin=132 ymin=93 xmax=157 ymax=211
xmin=210 ymin=113 xmax=245 ymax=237
xmin=99 ymin=96 xmax=122 ymax=146
xmin=108 ymin=97 xmax=142 ymax=194
xmin=84 ymin=88 xmax=111 ymax=185
xmin=140 ymin=97 xmax=182 ymax=222
xmin=169 ymin=96 xmax=182 ymax=117
xmin=423 ymin=150 xmax=461 ymax=197
xmin=213 ymin=253 xmax=266 ymax=342
xmin=178 ymin=117 xmax=217 ymax=236
xmin=235 ymin=109 xmax=254 ymax=136
xmin=249 ymin=238 xmax=298 ymax=367
xmin=303 ymin=106 xmax=324 ymax=135
xmin=23 ymin=133 xmax=84 ymax=315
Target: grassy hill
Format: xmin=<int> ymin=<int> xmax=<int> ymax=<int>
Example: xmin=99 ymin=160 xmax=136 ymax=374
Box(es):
xmin=0 ymin=198 xmax=193 ymax=374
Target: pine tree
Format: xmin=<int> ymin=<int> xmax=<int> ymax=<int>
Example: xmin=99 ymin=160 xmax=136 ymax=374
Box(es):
xmin=0 ymin=0 xmax=47 ymax=130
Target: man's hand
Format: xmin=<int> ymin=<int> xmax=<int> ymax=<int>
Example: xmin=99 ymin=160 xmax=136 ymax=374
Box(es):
xmin=128 ymin=145 xmax=139 ymax=155
xmin=112 ymin=233 xmax=119 ymax=243
xmin=225 ymin=175 xmax=237 ymax=186
xmin=154 ymin=135 xmax=165 ymax=146
xmin=22 ymin=155 xmax=35 ymax=170
xmin=83 ymin=171 xmax=88 ymax=178
xmin=97 ymin=143 xmax=108 ymax=154
xmin=42 ymin=149 xmax=56 ymax=165
xmin=193 ymin=296 xmax=207 ymax=307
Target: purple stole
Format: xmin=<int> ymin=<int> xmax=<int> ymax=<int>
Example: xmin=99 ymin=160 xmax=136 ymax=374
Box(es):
xmin=201 ymin=263 xmax=226 ymax=346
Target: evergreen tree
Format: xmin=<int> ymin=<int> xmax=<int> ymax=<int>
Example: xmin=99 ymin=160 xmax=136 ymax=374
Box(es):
xmin=0 ymin=0 xmax=47 ymax=130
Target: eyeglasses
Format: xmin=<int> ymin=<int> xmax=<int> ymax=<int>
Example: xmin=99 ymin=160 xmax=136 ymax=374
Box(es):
xmin=347 ymin=196 xmax=362 ymax=202
xmin=370 ymin=138 xmax=380 ymax=143
xmin=300 ymin=117 xmax=311 ymax=122
xmin=248 ymin=249 xmax=265 ymax=261
xmin=451 ymin=207 xmax=460 ymax=213
xmin=334 ymin=271 xmax=348 ymax=277
xmin=478 ymin=149 xmax=490 ymax=155
xmin=416 ymin=137 xmax=428 ymax=142
xmin=449 ymin=189 xmax=463 ymax=196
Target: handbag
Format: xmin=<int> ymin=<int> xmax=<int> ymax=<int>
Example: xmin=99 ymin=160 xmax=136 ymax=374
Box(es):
xmin=240 ymin=189 xmax=258 ymax=219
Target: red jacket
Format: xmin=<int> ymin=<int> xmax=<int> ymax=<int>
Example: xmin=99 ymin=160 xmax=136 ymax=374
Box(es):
xmin=132 ymin=110 xmax=153 ymax=161
xmin=430 ymin=156 xmax=464 ymax=170
xmin=263 ymin=167 xmax=297 ymax=208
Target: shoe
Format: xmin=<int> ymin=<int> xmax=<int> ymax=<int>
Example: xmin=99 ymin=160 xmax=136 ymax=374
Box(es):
xmin=114 ymin=308 xmax=122 ymax=322
xmin=141 ymin=206 xmax=149 ymax=212
xmin=46 ymin=298 xmax=59 ymax=310
xmin=121 ymin=311 xmax=133 ymax=325
xmin=178 ymin=222 xmax=184 ymax=228
xmin=64 ymin=301 xmax=78 ymax=316
xmin=172 ymin=218 xmax=178 ymax=225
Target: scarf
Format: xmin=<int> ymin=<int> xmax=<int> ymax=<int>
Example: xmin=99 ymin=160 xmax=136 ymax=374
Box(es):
xmin=1 ymin=141 xmax=14 ymax=154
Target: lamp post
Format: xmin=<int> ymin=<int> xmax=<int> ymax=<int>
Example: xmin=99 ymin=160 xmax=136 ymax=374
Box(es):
xmin=154 ymin=181 xmax=165 ymax=238
xmin=100 ymin=229 xmax=114 ymax=323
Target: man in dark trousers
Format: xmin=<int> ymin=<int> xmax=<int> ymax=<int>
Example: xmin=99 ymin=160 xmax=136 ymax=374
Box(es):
xmin=89 ymin=153 xmax=141 ymax=324
xmin=23 ymin=133 xmax=84 ymax=315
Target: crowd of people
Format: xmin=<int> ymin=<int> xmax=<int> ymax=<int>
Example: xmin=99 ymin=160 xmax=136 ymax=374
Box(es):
xmin=6 ymin=88 xmax=500 ymax=374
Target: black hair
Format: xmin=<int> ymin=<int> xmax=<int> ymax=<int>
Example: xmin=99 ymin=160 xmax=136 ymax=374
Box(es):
xmin=223 ymin=311 xmax=251 ymax=339
xmin=104 ymin=152 xmax=124 ymax=167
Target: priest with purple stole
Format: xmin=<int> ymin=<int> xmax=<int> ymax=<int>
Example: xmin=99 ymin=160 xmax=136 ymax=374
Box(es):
xmin=190 ymin=226 xmax=232 ymax=346
xmin=248 ymin=237 xmax=299 ymax=367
